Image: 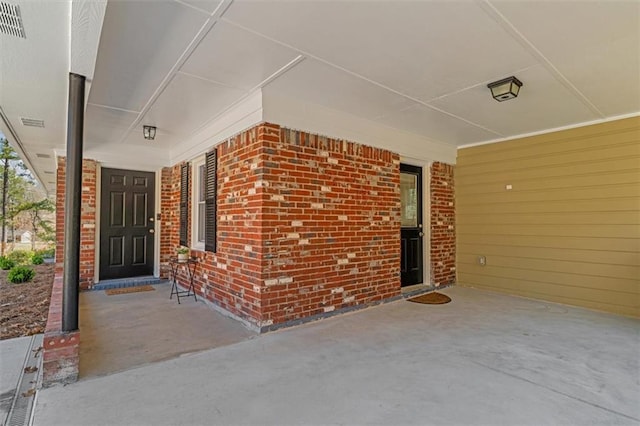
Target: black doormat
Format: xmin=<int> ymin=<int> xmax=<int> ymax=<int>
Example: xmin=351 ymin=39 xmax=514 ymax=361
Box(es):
xmin=105 ymin=285 xmax=155 ymax=296
xmin=408 ymin=292 xmax=451 ymax=305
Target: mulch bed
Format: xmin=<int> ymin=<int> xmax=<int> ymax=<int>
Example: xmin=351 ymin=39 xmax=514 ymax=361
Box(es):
xmin=0 ymin=263 xmax=55 ymax=340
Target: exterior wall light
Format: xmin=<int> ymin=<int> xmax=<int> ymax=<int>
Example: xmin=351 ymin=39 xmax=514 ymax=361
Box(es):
xmin=143 ymin=125 xmax=156 ymax=140
xmin=487 ymin=76 xmax=523 ymax=102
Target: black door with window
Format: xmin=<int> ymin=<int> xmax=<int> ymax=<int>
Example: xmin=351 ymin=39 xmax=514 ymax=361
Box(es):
xmin=100 ymin=168 xmax=155 ymax=280
xmin=400 ymin=164 xmax=423 ymax=286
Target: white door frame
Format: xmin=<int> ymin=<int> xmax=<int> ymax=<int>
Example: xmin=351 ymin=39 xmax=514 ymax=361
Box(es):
xmin=93 ymin=164 xmax=162 ymax=283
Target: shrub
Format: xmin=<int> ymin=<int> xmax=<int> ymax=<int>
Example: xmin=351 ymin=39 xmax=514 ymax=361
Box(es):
xmin=31 ymin=254 xmax=44 ymax=265
xmin=35 ymin=247 xmax=55 ymax=259
xmin=8 ymin=266 xmax=35 ymax=283
xmin=7 ymin=250 xmax=34 ymax=266
xmin=0 ymin=256 xmax=15 ymax=270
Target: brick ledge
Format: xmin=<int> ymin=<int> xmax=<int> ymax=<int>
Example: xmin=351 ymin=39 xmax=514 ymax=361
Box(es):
xmin=42 ymin=273 xmax=79 ymax=387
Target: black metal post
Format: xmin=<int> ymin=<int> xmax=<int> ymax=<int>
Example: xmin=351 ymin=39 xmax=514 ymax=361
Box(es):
xmin=62 ymin=73 xmax=85 ymax=332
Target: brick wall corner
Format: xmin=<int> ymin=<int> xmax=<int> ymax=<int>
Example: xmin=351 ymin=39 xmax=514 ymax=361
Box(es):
xmin=430 ymin=162 xmax=456 ymax=287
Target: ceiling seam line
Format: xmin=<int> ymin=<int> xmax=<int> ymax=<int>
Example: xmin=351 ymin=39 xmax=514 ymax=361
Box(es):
xmin=87 ymin=103 xmax=141 ymax=114
xmin=254 ymin=55 xmax=306 ymax=90
xmin=117 ymin=0 xmax=234 ymax=145
xmin=178 ymin=54 xmax=305 ymax=147
xmin=118 ymin=18 xmax=221 ymax=142
xmin=173 ymin=0 xmax=213 ymax=16
xmin=219 ymin=17 xmax=504 ymax=137
xmin=479 ymin=0 xmax=604 ymax=118
xmin=169 ymin=100 xmax=262 ymax=165
xmin=176 ymin=71 xmax=246 ymax=90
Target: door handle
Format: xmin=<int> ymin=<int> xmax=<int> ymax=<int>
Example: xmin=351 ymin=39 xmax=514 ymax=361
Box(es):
xmin=419 ymin=232 xmax=424 ymax=237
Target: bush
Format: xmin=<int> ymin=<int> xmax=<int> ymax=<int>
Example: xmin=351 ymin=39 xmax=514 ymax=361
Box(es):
xmin=0 ymin=256 xmax=15 ymax=270
xmin=31 ymin=254 xmax=44 ymax=265
xmin=8 ymin=266 xmax=35 ymax=283
xmin=7 ymin=250 xmax=34 ymax=266
xmin=35 ymin=247 xmax=55 ymax=259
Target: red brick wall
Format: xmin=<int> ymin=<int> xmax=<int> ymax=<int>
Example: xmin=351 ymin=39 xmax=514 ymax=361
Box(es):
xmin=43 ymin=274 xmax=79 ymax=387
xmin=430 ymin=162 xmax=456 ymax=286
xmin=162 ymin=127 xmax=267 ymax=325
xmin=162 ymin=123 xmax=401 ymax=329
xmin=159 ymin=164 xmax=182 ymax=278
xmin=260 ymin=125 xmax=401 ymax=326
xmin=55 ymin=157 xmax=97 ymax=290
xmin=45 ymin=156 xmax=96 ymax=386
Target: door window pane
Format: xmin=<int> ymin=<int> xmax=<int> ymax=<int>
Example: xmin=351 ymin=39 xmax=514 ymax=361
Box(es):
xmin=400 ymin=172 xmax=418 ymax=227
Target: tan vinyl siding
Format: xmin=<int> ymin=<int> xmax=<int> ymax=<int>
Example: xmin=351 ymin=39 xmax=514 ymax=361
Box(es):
xmin=456 ymin=117 xmax=640 ymax=317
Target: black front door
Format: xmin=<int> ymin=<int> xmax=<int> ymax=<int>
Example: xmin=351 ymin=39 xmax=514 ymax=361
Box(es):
xmin=400 ymin=164 xmax=423 ymax=286
xmin=100 ymin=168 xmax=155 ymax=280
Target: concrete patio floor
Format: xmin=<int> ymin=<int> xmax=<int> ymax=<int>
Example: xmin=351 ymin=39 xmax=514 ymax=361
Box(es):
xmin=34 ymin=286 xmax=639 ymax=425
xmin=79 ymin=282 xmax=256 ymax=378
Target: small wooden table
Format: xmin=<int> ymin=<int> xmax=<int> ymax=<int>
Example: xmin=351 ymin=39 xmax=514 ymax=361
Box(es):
xmin=169 ymin=257 xmax=198 ymax=304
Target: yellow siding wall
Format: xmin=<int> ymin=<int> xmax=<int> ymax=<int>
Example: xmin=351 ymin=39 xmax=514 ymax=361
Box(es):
xmin=456 ymin=117 xmax=640 ymax=317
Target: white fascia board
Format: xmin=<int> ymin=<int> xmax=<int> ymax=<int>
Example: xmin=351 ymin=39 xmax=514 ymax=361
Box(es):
xmin=263 ymin=92 xmax=457 ymax=165
xmin=458 ymin=111 xmax=640 ymax=150
xmin=170 ymin=89 xmax=264 ymax=164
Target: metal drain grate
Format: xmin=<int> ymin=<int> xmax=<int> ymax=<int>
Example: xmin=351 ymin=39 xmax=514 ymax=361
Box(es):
xmin=5 ymin=334 xmax=43 ymax=426
xmin=0 ymin=2 xmax=25 ymax=38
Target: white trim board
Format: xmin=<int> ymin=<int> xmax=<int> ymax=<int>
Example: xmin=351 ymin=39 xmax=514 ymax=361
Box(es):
xmin=458 ymin=111 xmax=640 ymax=150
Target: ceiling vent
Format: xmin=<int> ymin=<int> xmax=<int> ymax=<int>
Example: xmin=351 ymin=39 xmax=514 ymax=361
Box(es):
xmin=36 ymin=153 xmax=51 ymax=158
xmin=21 ymin=117 xmax=44 ymax=128
xmin=0 ymin=2 xmax=26 ymax=38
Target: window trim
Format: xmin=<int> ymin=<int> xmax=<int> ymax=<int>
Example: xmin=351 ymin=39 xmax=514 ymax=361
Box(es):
xmin=190 ymin=156 xmax=206 ymax=251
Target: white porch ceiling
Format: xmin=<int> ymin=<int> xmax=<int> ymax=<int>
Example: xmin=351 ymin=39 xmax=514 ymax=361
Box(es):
xmin=1 ymin=0 xmax=638 ymax=194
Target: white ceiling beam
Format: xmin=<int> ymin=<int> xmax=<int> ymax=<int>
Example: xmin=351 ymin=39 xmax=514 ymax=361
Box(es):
xmin=117 ymin=0 xmax=234 ymax=146
xmin=171 ymin=54 xmax=305 ymax=163
xmin=220 ymin=17 xmax=502 ymax=137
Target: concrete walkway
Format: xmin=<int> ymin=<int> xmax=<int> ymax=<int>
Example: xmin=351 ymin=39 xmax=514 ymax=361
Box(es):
xmin=33 ymin=287 xmax=640 ymax=425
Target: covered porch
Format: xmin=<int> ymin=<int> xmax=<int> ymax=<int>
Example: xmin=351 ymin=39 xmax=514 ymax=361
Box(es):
xmin=79 ymin=281 xmax=255 ymax=379
xmin=1 ymin=0 xmax=638 ymax=391
xmin=34 ymin=286 xmax=640 ymax=425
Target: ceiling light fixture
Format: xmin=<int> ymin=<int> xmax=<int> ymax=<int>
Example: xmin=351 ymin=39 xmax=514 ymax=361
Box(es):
xmin=143 ymin=125 xmax=156 ymax=140
xmin=487 ymin=76 xmax=523 ymax=102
